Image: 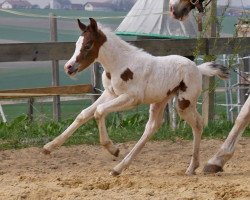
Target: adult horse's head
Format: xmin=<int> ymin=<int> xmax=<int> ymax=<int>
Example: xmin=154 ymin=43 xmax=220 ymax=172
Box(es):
xmin=169 ymin=0 xmax=205 ymax=20
xmin=64 ymin=18 xmax=107 ymax=76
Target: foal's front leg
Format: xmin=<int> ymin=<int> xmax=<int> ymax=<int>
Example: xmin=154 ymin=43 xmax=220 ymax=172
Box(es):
xmin=42 ymin=90 xmax=115 ymax=154
xmin=203 ymin=95 xmax=250 ymax=173
xmin=94 ymin=94 xmax=136 ymax=156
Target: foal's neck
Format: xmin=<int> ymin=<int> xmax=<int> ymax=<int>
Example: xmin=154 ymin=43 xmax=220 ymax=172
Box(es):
xmin=97 ymin=30 xmax=139 ymax=73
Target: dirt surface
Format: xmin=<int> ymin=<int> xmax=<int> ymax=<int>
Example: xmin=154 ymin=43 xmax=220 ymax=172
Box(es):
xmin=0 ymin=138 xmax=249 ymax=200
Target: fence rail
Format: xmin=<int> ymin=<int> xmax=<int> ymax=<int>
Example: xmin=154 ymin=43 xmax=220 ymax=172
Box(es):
xmin=0 ymin=37 xmax=249 ymax=62
xmin=0 ymin=84 xmax=93 ymax=99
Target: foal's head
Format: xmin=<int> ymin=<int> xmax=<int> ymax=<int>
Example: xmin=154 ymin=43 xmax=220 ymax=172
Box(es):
xmin=64 ymin=18 xmax=106 ymax=76
xmin=169 ymin=0 xmax=204 ymax=20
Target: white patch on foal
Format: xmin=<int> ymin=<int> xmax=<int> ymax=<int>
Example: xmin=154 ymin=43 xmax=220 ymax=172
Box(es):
xmin=64 ymin=36 xmax=84 ymax=75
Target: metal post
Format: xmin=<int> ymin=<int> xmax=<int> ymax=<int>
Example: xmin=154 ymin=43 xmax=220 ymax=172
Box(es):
xmin=241 ymin=54 xmax=250 ymax=102
xmin=50 ymin=13 xmax=61 ymax=121
xmin=0 ymin=104 xmax=7 ymax=123
xmin=223 ymin=54 xmax=233 ymax=122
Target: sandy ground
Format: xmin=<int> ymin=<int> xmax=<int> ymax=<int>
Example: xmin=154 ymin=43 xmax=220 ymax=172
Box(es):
xmin=0 ymin=138 xmax=249 ymax=200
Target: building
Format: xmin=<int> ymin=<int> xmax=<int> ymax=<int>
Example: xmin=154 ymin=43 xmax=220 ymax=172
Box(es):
xmin=49 ymin=0 xmax=61 ymax=9
xmin=49 ymin=0 xmax=73 ymax=9
xmin=84 ymin=2 xmax=114 ymax=12
xmin=71 ymin=4 xmax=84 ymax=10
xmin=1 ymin=0 xmax=32 ymax=9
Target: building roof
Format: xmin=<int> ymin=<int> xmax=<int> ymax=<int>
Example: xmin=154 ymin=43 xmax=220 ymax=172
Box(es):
xmin=84 ymin=2 xmax=113 ymax=8
xmin=71 ymin=3 xmax=84 ymax=10
xmin=2 ymin=0 xmax=32 ymax=7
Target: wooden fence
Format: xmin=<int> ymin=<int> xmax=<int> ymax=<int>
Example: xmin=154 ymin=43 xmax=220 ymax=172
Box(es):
xmin=0 ymin=37 xmax=249 ymax=121
xmin=0 ymin=38 xmax=249 ymax=62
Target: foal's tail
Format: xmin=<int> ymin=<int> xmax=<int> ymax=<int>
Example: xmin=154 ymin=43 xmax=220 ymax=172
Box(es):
xmin=197 ymin=62 xmax=229 ymax=80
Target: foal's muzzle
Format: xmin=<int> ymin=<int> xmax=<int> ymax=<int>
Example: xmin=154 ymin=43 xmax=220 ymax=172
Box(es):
xmin=64 ymin=64 xmax=78 ymax=76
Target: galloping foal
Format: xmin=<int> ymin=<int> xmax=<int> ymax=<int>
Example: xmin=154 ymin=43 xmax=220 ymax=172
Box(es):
xmin=43 ymin=18 xmax=229 ymax=176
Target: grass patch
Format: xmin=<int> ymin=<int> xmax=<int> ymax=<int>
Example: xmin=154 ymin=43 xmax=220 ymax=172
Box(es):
xmin=0 ymin=112 xmax=249 ymax=150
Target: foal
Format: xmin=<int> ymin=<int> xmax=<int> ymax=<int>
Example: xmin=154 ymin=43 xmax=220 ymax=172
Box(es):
xmin=43 ymin=18 xmax=229 ymax=176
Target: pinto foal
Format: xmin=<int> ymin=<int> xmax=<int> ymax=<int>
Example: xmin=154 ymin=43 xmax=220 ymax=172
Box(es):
xmin=43 ymin=18 xmax=229 ymax=176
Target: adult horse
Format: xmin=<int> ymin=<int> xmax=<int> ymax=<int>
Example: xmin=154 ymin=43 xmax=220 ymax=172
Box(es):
xmin=43 ymin=18 xmax=229 ymax=176
xmin=169 ymin=0 xmax=250 ymax=173
xmin=169 ymin=0 xmax=211 ymax=20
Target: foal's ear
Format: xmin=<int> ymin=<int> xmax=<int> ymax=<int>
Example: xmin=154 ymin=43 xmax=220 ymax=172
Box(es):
xmin=89 ymin=18 xmax=98 ymax=32
xmin=77 ymin=19 xmax=86 ymax=31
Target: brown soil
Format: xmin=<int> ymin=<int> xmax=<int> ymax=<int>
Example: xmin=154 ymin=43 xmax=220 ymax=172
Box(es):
xmin=0 ymin=138 xmax=249 ymax=200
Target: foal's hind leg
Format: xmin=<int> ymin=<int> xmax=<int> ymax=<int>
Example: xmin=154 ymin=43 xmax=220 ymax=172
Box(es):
xmin=176 ymin=100 xmax=204 ymax=175
xmin=111 ymin=100 xmax=168 ymax=176
xmin=43 ymin=90 xmax=116 ymax=154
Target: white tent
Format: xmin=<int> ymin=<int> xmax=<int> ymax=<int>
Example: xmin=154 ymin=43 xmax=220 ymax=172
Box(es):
xmin=116 ymin=0 xmax=198 ymax=38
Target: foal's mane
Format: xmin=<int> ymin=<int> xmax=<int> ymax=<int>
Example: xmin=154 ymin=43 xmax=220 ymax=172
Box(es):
xmin=99 ymin=24 xmax=146 ymax=55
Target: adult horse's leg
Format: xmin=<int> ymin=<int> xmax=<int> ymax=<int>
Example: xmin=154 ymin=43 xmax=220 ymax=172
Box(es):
xmin=176 ymin=101 xmax=204 ymax=175
xmin=42 ymin=90 xmax=116 ymax=154
xmin=203 ymin=95 xmax=250 ymax=173
xmin=94 ymin=94 xmax=136 ymax=156
xmin=110 ymin=99 xmax=169 ymax=176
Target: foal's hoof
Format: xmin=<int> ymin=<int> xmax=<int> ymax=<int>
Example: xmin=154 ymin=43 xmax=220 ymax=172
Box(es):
xmin=110 ymin=169 xmax=121 ymax=177
xmin=185 ymin=170 xmax=196 ymax=176
xmin=42 ymin=148 xmax=51 ymax=155
xmin=113 ymin=148 xmax=120 ymax=157
xmin=203 ymin=164 xmax=223 ymax=174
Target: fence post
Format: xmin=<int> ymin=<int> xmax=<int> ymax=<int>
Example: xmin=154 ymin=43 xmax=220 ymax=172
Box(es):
xmin=91 ymin=62 xmax=102 ymax=102
xmin=27 ymin=98 xmax=34 ymax=121
xmin=202 ymin=1 xmax=217 ymax=126
xmin=50 ymin=13 xmax=61 ymax=121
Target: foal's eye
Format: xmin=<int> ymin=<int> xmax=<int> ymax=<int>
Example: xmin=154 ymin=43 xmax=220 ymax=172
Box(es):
xmin=84 ymin=42 xmax=93 ymax=50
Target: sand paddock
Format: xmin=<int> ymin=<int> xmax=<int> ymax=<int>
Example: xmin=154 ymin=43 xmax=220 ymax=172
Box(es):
xmin=0 ymin=138 xmax=249 ymax=200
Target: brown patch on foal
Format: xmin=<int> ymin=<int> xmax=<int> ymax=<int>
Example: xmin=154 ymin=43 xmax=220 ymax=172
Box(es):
xmin=120 ymin=68 xmax=134 ymax=82
xmin=179 ymin=80 xmax=187 ymax=92
xmin=178 ymin=99 xmax=190 ymax=110
xmin=106 ymin=72 xmax=111 ymax=79
xmin=167 ymin=80 xmax=187 ymax=96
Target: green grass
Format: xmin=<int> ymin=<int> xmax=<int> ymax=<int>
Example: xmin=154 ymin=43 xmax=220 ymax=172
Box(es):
xmin=0 ymin=9 xmax=127 ymax=42
xmin=0 ymin=9 xmax=127 ymax=23
xmin=2 ymin=99 xmax=92 ymax=121
xmin=219 ymin=16 xmax=239 ymax=35
xmin=0 ymin=64 xmax=92 ymax=90
xmin=0 ymin=111 xmax=249 ymax=150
